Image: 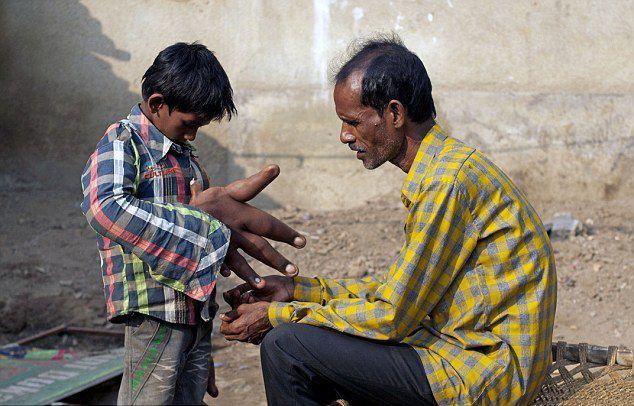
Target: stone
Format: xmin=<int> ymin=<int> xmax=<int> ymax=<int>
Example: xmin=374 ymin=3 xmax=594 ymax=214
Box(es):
xmin=545 ymin=213 xmax=583 ymax=240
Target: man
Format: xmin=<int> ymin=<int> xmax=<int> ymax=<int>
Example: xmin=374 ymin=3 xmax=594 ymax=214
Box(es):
xmin=221 ymin=36 xmax=557 ymax=405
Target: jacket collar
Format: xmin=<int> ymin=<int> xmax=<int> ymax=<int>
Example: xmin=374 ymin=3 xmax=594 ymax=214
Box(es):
xmin=126 ymin=104 xmax=194 ymax=162
xmin=401 ymin=124 xmax=448 ymax=209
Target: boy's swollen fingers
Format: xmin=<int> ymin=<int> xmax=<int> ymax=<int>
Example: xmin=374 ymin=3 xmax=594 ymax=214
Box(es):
xmin=232 ymin=231 xmax=299 ymax=277
xmin=225 ymin=165 xmax=280 ymax=202
xmin=241 ymin=204 xmax=307 ymax=248
xmin=224 ymin=249 xmax=266 ymax=289
xmin=223 ymin=282 xmax=251 ymax=308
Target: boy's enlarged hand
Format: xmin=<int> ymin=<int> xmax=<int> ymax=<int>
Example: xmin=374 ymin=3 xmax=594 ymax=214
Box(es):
xmin=223 ymin=275 xmax=295 ymax=309
xmin=189 ymin=165 xmax=306 ymax=289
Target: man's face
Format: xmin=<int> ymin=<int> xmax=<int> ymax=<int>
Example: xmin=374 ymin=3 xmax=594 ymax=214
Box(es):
xmin=333 ymin=71 xmax=402 ymax=169
xmin=152 ymin=102 xmax=211 ymax=144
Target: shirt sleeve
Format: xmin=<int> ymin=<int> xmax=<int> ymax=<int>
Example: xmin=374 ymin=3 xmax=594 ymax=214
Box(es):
xmin=80 ymin=134 xmax=230 ymax=302
xmin=269 ymin=181 xmax=476 ymax=341
xmin=291 ymin=275 xmax=384 ymax=303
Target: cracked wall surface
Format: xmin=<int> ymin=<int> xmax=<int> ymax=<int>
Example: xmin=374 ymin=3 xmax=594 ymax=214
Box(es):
xmin=1 ymin=0 xmax=631 ymax=210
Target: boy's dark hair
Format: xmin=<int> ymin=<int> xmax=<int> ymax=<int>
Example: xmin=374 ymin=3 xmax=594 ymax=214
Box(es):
xmin=334 ymin=34 xmax=435 ymax=123
xmin=142 ymin=42 xmax=237 ymax=121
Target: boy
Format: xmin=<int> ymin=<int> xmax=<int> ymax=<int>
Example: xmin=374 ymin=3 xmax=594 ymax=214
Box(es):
xmin=81 ymin=42 xmax=304 ymax=404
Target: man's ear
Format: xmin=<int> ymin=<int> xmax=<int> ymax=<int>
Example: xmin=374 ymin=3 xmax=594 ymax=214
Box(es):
xmin=388 ymin=100 xmax=405 ymax=129
xmin=147 ymin=93 xmax=166 ymax=115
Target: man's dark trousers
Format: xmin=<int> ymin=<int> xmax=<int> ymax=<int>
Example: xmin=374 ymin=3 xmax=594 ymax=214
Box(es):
xmin=260 ymin=323 xmax=437 ymax=406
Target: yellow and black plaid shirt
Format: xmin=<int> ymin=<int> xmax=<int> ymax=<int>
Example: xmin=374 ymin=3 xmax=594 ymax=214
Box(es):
xmin=269 ymin=125 xmax=557 ymax=405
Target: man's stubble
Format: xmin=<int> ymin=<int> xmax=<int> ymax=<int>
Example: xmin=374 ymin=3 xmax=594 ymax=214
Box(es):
xmin=363 ymin=121 xmax=403 ymax=170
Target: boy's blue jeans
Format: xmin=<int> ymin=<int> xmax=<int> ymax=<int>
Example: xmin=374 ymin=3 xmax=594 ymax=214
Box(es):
xmin=117 ymin=313 xmax=212 ymax=405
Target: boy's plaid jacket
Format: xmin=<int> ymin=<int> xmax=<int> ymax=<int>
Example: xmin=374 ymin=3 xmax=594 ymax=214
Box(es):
xmin=81 ymin=104 xmax=230 ymax=325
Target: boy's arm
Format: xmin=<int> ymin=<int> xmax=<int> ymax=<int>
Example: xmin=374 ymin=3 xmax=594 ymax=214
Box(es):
xmin=81 ymin=134 xmax=229 ymax=302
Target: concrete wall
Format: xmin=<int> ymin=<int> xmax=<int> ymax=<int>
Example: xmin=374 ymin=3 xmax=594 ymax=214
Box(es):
xmin=1 ymin=0 xmax=632 ymax=210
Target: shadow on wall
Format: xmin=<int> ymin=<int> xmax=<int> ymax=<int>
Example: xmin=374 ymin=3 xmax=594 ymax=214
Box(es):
xmin=0 ymin=0 xmax=278 ymax=206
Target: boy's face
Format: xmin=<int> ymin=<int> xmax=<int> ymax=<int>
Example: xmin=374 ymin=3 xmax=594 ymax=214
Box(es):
xmin=144 ymin=94 xmax=211 ymax=144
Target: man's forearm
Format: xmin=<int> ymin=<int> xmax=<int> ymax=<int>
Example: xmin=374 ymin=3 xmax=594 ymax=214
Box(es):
xmin=291 ymin=276 xmax=323 ymax=303
xmin=292 ymin=275 xmax=382 ymax=304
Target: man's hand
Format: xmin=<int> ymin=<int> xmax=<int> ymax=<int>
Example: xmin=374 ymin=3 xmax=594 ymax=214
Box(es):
xmin=219 ymin=301 xmax=272 ymax=344
xmin=223 ymin=275 xmax=295 ymax=309
xmin=189 ymin=165 xmax=306 ymax=289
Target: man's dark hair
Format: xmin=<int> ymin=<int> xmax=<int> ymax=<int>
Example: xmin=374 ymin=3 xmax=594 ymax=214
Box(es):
xmin=334 ymin=34 xmax=435 ymax=123
xmin=142 ymin=42 xmax=237 ymax=121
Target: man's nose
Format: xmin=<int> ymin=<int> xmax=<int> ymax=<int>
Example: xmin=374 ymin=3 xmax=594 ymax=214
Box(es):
xmin=340 ymin=127 xmax=355 ymax=144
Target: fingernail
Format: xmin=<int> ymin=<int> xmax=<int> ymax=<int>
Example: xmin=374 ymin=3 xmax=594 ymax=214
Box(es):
xmin=285 ymin=264 xmax=298 ymax=276
xmin=254 ymin=277 xmax=262 ymax=284
xmin=190 ymin=179 xmax=195 ymax=185
xmin=294 ymin=236 xmax=306 ymax=248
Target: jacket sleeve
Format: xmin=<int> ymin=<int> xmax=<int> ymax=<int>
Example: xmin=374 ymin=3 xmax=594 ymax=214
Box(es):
xmin=81 ymin=133 xmax=230 ymax=302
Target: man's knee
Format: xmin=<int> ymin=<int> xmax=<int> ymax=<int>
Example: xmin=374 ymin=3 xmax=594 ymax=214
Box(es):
xmin=260 ymin=323 xmax=298 ymax=359
xmin=260 ymin=323 xmax=311 ymax=360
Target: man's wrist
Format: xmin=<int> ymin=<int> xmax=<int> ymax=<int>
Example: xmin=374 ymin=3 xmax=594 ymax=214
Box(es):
xmin=268 ymin=301 xmax=294 ymax=327
xmin=285 ymin=276 xmax=296 ymax=301
xmin=258 ymin=301 xmax=273 ymax=327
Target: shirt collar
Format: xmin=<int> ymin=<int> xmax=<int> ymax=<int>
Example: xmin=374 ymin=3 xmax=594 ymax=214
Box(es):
xmin=126 ymin=104 xmax=195 ymax=161
xmin=401 ymin=124 xmax=448 ymax=208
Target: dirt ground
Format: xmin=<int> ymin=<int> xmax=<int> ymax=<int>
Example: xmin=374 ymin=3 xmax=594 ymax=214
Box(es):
xmin=0 ymin=170 xmax=632 ymax=405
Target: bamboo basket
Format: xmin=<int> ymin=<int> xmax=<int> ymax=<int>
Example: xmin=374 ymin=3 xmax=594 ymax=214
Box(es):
xmin=533 ymin=341 xmax=633 ymax=405
xmin=329 ymin=342 xmax=633 ymax=406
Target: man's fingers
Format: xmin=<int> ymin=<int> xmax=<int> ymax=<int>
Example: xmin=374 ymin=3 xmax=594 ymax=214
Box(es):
xmin=220 ymin=319 xmax=244 ymax=336
xmin=223 ymin=282 xmax=251 ymax=307
xmin=233 ymin=231 xmax=299 ymax=277
xmin=220 ymin=321 xmax=235 ymax=336
xmin=225 ymin=165 xmax=280 ymax=202
xmin=220 ymin=309 xmax=239 ymax=322
xmin=241 ymin=204 xmax=306 ymax=248
xmin=224 ymin=334 xmax=251 ymax=342
xmin=248 ymin=333 xmax=266 ymax=345
xmin=225 ymin=250 xmax=266 ymax=289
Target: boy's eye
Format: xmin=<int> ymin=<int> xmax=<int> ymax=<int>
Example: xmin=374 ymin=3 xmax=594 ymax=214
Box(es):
xmin=345 ymin=120 xmax=359 ymax=127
